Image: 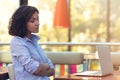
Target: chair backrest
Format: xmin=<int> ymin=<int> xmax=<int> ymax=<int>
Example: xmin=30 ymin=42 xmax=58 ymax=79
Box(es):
xmin=8 ymin=64 xmax=16 ymax=80
xmin=45 ymin=52 xmax=84 ymax=65
xmin=111 ymin=52 xmax=120 ymax=70
xmin=111 ymin=52 xmax=120 ymax=66
xmin=45 ymin=52 xmax=84 ymax=79
xmin=0 ymin=52 xmax=84 ymax=80
xmin=0 ymin=52 xmax=12 ymax=63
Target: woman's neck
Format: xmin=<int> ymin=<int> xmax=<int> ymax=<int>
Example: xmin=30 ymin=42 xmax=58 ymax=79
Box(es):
xmin=27 ymin=33 xmax=31 ymax=39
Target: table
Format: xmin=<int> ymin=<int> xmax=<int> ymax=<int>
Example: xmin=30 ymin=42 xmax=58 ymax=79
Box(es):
xmin=0 ymin=67 xmax=9 ymax=80
xmin=54 ymin=71 xmax=120 ymax=80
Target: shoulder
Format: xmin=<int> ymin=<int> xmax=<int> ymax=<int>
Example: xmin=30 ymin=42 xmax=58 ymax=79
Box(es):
xmin=10 ymin=36 xmax=26 ymax=46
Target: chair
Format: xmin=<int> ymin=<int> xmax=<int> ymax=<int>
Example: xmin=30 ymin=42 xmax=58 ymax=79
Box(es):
xmin=0 ymin=53 xmax=15 ymax=80
xmin=0 ymin=52 xmax=12 ymax=63
xmin=45 ymin=52 xmax=84 ymax=80
xmin=0 ymin=52 xmax=12 ymax=80
xmin=111 ymin=52 xmax=120 ymax=70
xmin=0 ymin=52 xmax=15 ymax=80
xmin=0 ymin=52 xmax=84 ymax=80
xmin=7 ymin=64 xmax=15 ymax=80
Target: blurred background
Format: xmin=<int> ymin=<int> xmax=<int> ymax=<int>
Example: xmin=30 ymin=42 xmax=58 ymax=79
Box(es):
xmin=0 ymin=0 xmax=120 ymax=53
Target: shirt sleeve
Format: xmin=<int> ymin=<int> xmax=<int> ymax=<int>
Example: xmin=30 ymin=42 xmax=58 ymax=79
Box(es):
xmin=37 ymin=44 xmax=55 ymax=69
xmin=46 ymin=58 xmax=54 ymax=69
xmin=10 ymin=40 xmax=39 ymax=74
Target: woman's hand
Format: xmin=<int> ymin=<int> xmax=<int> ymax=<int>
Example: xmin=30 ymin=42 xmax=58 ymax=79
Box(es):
xmin=47 ymin=68 xmax=55 ymax=76
xmin=33 ymin=63 xmax=50 ymax=76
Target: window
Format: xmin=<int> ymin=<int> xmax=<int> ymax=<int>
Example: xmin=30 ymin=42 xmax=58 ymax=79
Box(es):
xmin=0 ymin=0 xmax=19 ymax=42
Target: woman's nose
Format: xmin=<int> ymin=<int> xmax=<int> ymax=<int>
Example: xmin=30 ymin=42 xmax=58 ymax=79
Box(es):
xmin=35 ymin=20 xmax=40 ymax=26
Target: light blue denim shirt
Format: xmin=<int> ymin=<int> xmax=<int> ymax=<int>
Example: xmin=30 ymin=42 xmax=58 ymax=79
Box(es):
xmin=10 ymin=34 xmax=54 ymax=80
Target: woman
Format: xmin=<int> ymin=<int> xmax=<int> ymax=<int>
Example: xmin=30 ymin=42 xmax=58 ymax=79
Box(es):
xmin=8 ymin=5 xmax=54 ymax=80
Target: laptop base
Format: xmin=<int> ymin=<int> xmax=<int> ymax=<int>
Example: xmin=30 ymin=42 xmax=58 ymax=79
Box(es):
xmin=72 ymin=71 xmax=113 ymax=77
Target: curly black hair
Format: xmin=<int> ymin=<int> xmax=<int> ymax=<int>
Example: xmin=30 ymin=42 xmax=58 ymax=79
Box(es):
xmin=8 ymin=5 xmax=39 ymax=38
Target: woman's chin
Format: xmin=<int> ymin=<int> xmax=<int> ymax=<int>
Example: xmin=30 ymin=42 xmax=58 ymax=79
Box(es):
xmin=33 ymin=31 xmax=39 ymax=33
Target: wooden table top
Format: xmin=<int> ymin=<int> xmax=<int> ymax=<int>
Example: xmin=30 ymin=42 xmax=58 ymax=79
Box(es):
xmin=54 ymin=71 xmax=120 ymax=80
xmin=0 ymin=67 xmax=8 ymax=73
xmin=0 ymin=67 xmax=9 ymax=80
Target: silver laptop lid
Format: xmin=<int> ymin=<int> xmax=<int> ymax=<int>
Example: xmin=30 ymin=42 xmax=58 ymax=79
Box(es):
xmin=96 ymin=45 xmax=113 ymax=75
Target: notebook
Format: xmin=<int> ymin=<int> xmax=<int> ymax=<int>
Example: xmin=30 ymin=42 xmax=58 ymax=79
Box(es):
xmin=73 ymin=45 xmax=114 ymax=76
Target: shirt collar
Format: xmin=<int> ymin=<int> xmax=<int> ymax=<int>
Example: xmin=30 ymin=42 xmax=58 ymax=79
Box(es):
xmin=24 ymin=34 xmax=40 ymax=42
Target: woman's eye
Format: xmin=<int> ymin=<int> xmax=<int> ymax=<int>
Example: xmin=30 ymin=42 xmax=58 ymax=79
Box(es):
xmin=30 ymin=20 xmax=35 ymax=23
xmin=37 ymin=17 xmax=39 ymax=21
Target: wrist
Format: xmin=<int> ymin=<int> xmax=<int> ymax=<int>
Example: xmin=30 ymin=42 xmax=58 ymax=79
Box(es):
xmin=47 ymin=66 xmax=50 ymax=71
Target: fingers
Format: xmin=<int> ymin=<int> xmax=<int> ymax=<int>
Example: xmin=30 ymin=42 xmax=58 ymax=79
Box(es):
xmin=48 ymin=68 xmax=55 ymax=76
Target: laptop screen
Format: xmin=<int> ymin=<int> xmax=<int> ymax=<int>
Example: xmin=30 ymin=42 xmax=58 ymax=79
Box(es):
xmin=96 ymin=45 xmax=113 ymax=75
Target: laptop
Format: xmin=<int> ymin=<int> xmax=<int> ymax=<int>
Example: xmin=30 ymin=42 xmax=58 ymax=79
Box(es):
xmin=73 ymin=45 xmax=114 ymax=76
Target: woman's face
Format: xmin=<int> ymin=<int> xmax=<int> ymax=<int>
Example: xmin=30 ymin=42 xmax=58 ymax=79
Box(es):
xmin=26 ymin=12 xmax=39 ymax=35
